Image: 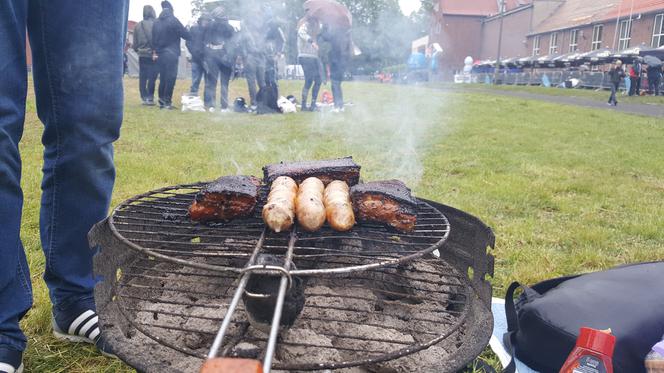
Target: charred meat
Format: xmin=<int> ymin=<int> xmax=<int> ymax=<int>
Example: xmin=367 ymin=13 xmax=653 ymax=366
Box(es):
xmin=263 ymin=157 xmax=361 ymax=186
xmin=189 ymin=176 xmax=261 ymax=222
xmin=351 ymin=180 xmax=418 ymax=233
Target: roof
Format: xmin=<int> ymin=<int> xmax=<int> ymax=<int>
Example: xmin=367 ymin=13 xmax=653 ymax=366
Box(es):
xmin=533 ymin=0 xmax=664 ymax=34
xmin=438 ymin=0 xmax=532 ymax=16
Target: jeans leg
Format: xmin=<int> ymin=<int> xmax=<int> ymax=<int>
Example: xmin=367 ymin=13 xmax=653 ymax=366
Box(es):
xmin=245 ymin=63 xmax=258 ymax=106
xmin=28 ymin=0 xmax=127 ymax=309
xmin=190 ymin=60 xmax=203 ymax=95
xmin=204 ymin=57 xmax=219 ymax=109
xmin=219 ymin=65 xmax=232 ymax=109
xmin=147 ymin=59 xmax=157 ymax=101
xmin=0 ymin=0 xmax=33 ymax=352
xmin=139 ymin=57 xmax=149 ymax=100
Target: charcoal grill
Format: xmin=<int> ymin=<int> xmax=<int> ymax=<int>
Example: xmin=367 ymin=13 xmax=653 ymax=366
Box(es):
xmin=90 ymin=182 xmax=495 ymax=373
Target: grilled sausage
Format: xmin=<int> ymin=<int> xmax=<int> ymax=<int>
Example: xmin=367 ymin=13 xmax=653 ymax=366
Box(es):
xmin=262 ymin=176 xmax=298 ymax=233
xmin=295 ymin=177 xmax=326 ymax=232
xmin=324 ymin=180 xmax=355 ymax=232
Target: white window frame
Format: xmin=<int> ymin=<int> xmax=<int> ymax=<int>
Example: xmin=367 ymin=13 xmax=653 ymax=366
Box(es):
xmin=618 ymin=19 xmax=632 ymax=50
xmin=533 ymin=35 xmax=541 ymax=56
xmin=653 ymin=14 xmax=664 ymax=47
xmin=549 ymin=32 xmax=559 ymax=54
xmin=592 ymin=24 xmax=603 ymax=50
xmin=569 ymin=29 xmax=579 ymax=52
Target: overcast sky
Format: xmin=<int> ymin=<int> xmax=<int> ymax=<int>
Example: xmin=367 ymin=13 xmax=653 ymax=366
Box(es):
xmin=128 ymin=0 xmax=422 ymax=23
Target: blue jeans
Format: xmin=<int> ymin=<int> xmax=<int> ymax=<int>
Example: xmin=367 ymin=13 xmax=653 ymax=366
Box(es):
xmin=190 ymin=59 xmax=204 ymax=95
xmin=0 ymin=0 xmax=127 ymax=352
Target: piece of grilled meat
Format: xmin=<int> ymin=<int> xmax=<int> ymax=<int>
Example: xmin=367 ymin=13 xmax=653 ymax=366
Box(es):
xmin=350 ymin=180 xmax=418 ymax=232
xmin=189 ymin=176 xmax=261 ymax=222
xmin=263 ymin=157 xmax=361 ymax=186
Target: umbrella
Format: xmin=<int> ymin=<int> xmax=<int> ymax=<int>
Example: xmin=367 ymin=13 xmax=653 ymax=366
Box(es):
xmin=643 ymin=55 xmax=663 ymax=68
xmin=517 ymin=56 xmax=536 ymax=68
xmin=578 ymin=47 xmax=613 ymax=65
xmin=553 ymin=52 xmax=583 ymax=67
xmin=535 ymin=54 xmax=557 ymax=68
xmin=640 ymin=45 xmax=664 ymax=60
xmin=613 ymin=43 xmax=652 ymax=64
xmin=303 ymin=0 xmax=352 ymax=28
xmin=501 ymin=57 xmax=519 ymax=68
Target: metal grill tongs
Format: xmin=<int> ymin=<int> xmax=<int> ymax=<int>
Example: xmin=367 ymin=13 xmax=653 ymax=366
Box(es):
xmin=200 ymin=228 xmax=298 ymax=373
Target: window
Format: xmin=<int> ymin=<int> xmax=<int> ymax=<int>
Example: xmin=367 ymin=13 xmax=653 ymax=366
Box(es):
xmin=653 ymin=14 xmax=664 ymax=47
xmin=592 ymin=25 xmax=603 ymax=50
xmin=533 ymin=36 xmax=541 ymax=56
xmin=569 ymin=29 xmax=579 ymax=52
xmin=549 ymin=32 xmax=559 ymax=54
xmin=618 ymin=19 xmax=632 ymax=50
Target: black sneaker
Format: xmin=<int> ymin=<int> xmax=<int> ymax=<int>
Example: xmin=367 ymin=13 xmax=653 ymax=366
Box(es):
xmin=52 ymin=305 xmax=117 ymax=359
xmin=0 ymin=347 xmax=23 ymax=373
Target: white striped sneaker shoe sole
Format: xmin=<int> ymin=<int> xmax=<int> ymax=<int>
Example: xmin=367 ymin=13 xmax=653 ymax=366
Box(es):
xmin=0 ymin=362 xmax=23 ymax=373
xmin=52 ymin=309 xmax=101 ymax=344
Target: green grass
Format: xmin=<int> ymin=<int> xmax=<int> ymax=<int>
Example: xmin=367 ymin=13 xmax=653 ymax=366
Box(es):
xmin=18 ymin=78 xmax=664 ymax=372
xmin=454 ymin=82 xmax=664 ymax=105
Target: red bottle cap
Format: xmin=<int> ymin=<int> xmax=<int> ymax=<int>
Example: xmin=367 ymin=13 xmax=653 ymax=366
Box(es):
xmin=576 ymin=327 xmax=616 ymax=357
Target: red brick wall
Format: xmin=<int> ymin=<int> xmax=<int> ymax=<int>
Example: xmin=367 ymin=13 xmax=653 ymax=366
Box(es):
xmin=527 ymin=11 xmax=664 ymax=55
xmin=430 ymin=14 xmax=484 ymax=78
xmin=480 ymin=7 xmax=533 ymax=60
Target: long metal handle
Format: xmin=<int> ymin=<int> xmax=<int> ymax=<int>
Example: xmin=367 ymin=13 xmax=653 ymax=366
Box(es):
xmin=262 ymin=232 xmax=297 ymax=372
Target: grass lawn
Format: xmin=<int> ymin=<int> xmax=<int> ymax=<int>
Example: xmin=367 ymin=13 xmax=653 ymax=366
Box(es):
xmin=17 ymin=77 xmax=664 ymax=372
xmin=455 ymin=82 xmax=664 ymax=105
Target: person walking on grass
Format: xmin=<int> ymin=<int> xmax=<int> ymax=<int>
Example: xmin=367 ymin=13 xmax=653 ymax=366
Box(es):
xmin=298 ymin=15 xmax=322 ymax=112
xmin=320 ymin=24 xmax=352 ymax=112
xmin=647 ymin=63 xmax=662 ymax=96
xmin=153 ymin=1 xmax=190 ymax=110
xmin=608 ymin=60 xmax=625 ymax=106
xmin=133 ymin=5 xmax=158 ymax=106
xmin=1 ymin=2 xmax=128 ymax=372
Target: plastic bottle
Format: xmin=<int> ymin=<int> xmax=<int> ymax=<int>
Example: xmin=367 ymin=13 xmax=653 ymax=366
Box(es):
xmin=559 ymin=327 xmax=615 ymax=373
xmin=646 ymin=337 xmax=664 ymax=373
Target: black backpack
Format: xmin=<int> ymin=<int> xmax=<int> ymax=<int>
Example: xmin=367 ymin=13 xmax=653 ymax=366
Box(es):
xmin=256 ymin=81 xmax=280 ymax=115
xmin=504 ymin=261 xmax=664 ymax=373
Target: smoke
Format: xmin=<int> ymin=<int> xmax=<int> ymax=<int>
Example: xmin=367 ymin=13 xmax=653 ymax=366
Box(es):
xmin=195 ymin=0 xmax=448 ymax=188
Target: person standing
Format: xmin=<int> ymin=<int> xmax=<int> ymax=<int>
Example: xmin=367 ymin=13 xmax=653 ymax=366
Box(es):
xmin=320 ymin=24 xmax=352 ymax=112
xmin=0 ymin=1 xmax=128 ymax=371
xmin=133 ymin=5 xmax=158 ymax=105
xmin=152 ymin=1 xmax=189 ymax=109
xmin=628 ymin=59 xmax=642 ymax=97
xmin=297 ymin=16 xmax=322 ymax=111
xmin=647 ymin=63 xmax=662 ymax=96
xmin=608 ymin=60 xmax=625 ymax=106
xmin=186 ymin=14 xmax=209 ymax=96
xmin=239 ymin=22 xmax=265 ymax=110
xmin=203 ymin=7 xmax=237 ymax=112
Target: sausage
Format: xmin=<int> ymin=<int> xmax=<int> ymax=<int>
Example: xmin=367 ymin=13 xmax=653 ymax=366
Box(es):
xmin=295 ymin=177 xmax=326 ymax=232
xmin=262 ymin=176 xmax=298 ymax=233
xmin=324 ymin=180 xmax=355 ymax=232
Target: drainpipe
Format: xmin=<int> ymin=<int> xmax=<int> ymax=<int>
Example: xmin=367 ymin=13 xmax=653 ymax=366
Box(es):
xmin=612 ymin=0 xmax=624 ymax=50
xmin=493 ymin=0 xmax=506 ymax=84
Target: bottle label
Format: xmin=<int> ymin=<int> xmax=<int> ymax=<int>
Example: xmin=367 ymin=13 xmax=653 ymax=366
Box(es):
xmin=572 ymin=355 xmax=607 ymax=373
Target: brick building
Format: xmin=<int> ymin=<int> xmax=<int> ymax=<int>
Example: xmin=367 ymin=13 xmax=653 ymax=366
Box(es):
xmin=428 ymin=0 xmax=664 ymax=78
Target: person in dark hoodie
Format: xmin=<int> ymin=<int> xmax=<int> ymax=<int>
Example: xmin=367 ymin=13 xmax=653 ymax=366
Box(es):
xmin=203 ymin=6 xmax=237 ymax=112
xmin=133 ymin=5 xmax=158 ymax=105
xmin=320 ymin=24 xmax=352 ymax=112
xmin=186 ymin=13 xmax=210 ymax=96
xmin=153 ymin=0 xmax=190 ymax=109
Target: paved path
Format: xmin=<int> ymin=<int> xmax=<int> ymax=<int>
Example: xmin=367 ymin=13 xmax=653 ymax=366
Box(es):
xmin=454 ymin=88 xmax=664 ymax=118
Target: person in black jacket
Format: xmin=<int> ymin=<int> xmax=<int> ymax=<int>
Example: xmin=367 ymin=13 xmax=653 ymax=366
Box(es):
xmin=186 ymin=14 xmax=209 ymax=96
xmin=607 ymin=60 xmax=625 ymax=106
xmin=152 ymin=1 xmax=189 ymax=109
xmin=320 ymin=25 xmax=352 ymax=112
xmin=133 ymin=5 xmax=158 ymax=105
xmin=203 ymin=7 xmax=237 ymax=112
xmin=647 ymin=64 xmax=663 ymax=96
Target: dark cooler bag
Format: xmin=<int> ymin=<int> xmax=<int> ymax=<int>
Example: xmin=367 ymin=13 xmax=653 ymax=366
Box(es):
xmin=504 ymin=261 xmax=664 ymax=373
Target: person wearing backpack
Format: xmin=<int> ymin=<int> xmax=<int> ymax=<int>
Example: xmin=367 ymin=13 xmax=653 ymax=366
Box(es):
xmin=133 ymin=5 xmax=158 ymax=106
